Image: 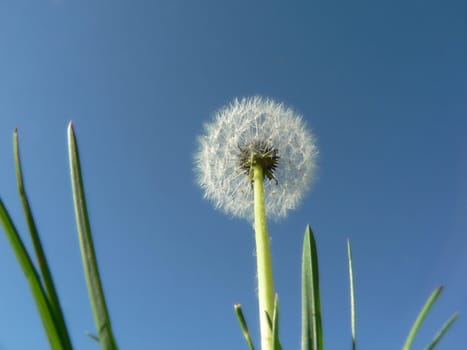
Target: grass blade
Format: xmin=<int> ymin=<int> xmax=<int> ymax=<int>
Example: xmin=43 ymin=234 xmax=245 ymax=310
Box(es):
xmin=0 ymin=199 xmax=64 ymax=349
xmin=301 ymin=225 xmax=323 ymax=350
xmin=234 ymin=304 xmax=256 ymax=350
xmin=68 ymin=122 xmax=118 ymax=350
xmin=403 ymin=286 xmax=443 ymax=350
xmin=424 ymin=312 xmax=459 ymax=350
xmin=271 ymin=294 xmax=282 ymax=350
xmin=13 ymin=129 xmax=73 ymax=350
xmin=347 ymin=239 xmax=356 ymax=350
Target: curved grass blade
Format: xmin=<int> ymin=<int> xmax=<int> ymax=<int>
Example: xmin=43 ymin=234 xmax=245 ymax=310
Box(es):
xmin=68 ymin=122 xmax=118 ymax=350
xmin=301 ymin=225 xmax=323 ymax=350
xmin=271 ymin=294 xmax=282 ymax=350
xmin=424 ymin=312 xmax=459 ymax=350
xmin=0 ymin=200 xmax=65 ymax=349
xmin=347 ymin=240 xmax=356 ymax=350
xmin=13 ymin=129 xmax=73 ymax=350
xmin=403 ymin=286 xmax=443 ymax=350
xmin=234 ymin=304 xmax=256 ymax=350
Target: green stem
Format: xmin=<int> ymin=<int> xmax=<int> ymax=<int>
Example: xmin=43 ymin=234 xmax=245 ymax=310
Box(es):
xmin=253 ymin=164 xmax=275 ymax=350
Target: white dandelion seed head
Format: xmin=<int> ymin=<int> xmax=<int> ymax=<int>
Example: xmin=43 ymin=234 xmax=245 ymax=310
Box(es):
xmin=194 ymin=96 xmax=318 ymax=221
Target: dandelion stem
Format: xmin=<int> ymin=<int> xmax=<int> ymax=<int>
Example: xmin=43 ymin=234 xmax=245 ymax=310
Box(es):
xmin=253 ymin=163 xmax=275 ymax=350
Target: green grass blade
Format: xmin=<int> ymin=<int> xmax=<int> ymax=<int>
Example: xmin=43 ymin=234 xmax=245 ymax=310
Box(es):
xmin=67 ymin=122 xmax=118 ymax=350
xmin=234 ymin=304 xmax=256 ymax=350
xmin=13 ymin=129 xmax=73 ymax=350
xmin=301 ymin=225 xmax=323 ymax=350
xmin=271 ymin=294 xmax=282 ymax=350
xmin=424 ymin=312 xmax=459 ymax=350
xmin=347 ymin=239 xmax=356 ymax=350
xmin=403 ymin=286 xmax=444 ymax=350
xmin=0 ymin=199 xmax=65 ymax=349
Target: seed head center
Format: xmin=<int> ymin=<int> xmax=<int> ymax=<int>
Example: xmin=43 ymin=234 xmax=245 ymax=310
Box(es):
xmin=238 ymin=139 xmax=280 ymax=184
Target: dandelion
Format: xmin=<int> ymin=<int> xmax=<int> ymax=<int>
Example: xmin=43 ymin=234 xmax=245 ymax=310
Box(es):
xmin=195 ymin=96 xmax=318 ymax=221
xmin=194 ymin=96 xmax=318 ymax=350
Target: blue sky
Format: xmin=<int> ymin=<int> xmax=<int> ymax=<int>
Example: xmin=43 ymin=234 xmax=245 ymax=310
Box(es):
xmin=0 ymin=0 xmax=466 ymax=349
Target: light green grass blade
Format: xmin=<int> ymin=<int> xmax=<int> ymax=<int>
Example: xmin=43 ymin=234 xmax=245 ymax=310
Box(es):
xmin=13 ymin=129 xmax=73 ymax=350
xmin=234 ymin=304 xmax=256 ymax=350
xmin=424 ymin=312 xmax=459 ymax=350
xmin=68 ymin=122 xmax=118 ymax=350
xmin=403 ymin=286 xmax=443 ymax=350
xmin=301 ymin=225 xmax=323 ymax=350
xmin=0 ymin=199 xmax=65 ymax=349
xmin=271 ymin=294 xmax=282 ymax=350
xmin=347 ymin=239 xmax=356 ymax=350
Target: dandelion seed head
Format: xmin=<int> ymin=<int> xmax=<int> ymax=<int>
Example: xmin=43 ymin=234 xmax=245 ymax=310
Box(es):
xmin=194 ymin=96 xmax=318 ymax=221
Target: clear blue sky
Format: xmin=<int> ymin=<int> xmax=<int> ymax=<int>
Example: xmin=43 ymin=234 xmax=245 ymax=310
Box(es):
xmin=0 ymin=0 xmax=466 ymax=349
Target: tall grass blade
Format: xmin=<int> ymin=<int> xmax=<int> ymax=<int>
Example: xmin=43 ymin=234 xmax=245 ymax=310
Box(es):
xmin=13 ymin=129 xmax=73 ymax=350
xmin=424 ymin=312 xmax=459 ymax=350
xmin=301 ymin=225 xmax=323 ymax=350
xmin=0 ymin=200 xmax=64 ymax=349
xmin=347 ymin=239 xmax=356 ymax=350
xmin=234 ymin=304 xmax=256 ymax=350
xmin=68 ymin=122 xmax=118 ymax=350
xmin=403 ymin=286 xmax=443 ymax=350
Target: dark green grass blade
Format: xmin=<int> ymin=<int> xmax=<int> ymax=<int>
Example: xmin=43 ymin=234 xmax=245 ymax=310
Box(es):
xmin=301 ymin=225 xmax=323 ymax=350
xmin=234 ymin=304 xmax=256 ymax=350
xmin=0 ymin=199 xmax=64 ymax=349
xmin=347 ymin=240 xmax=356 ymax=350
xmin=68 ymin=122 xmax=118 ymax=350
xmin=403 ymin=286 xmax=443 ymax=350
xmin=13 ymin=129 xmax=73 ymax=350
xmin=271 ymin=294 xmax=283 ymax=350
xmin=424 ymin=312 xmax=459 ymax=350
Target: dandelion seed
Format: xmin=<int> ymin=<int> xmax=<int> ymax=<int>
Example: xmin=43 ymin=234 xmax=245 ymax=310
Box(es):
xmin=194 ymin=96 xmax=318 ymax=221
